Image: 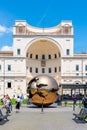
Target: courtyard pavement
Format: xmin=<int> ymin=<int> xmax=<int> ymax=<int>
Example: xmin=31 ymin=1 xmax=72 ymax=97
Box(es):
xmin=0 ymin=103 xmax=87 ymax=130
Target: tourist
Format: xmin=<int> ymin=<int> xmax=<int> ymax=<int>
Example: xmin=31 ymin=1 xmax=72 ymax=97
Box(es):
xmin=82 ymin=94 xmax=87 ymax=110
xmin=15 ymin=96 xmax=21 ymax=113
xmin=72 ymin=94 xmax=77 ymax=111
xmin=1 ymin=95 xmax=6 ymax=107
xmin=5 ymin=95 xmax=12 ymax=113
xmin=20 ymin=94 xmax=24 ymax=103
xmin=57 ymin=94 xmax=62 ymax=106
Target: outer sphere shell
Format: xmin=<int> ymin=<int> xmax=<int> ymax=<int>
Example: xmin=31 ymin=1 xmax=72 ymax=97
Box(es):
xmin=28 ymin=74 xmax=59 ymax=106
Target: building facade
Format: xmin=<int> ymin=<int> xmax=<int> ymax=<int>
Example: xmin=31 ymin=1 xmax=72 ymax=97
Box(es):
xmin=0 ymin=20 xmax=87 ymax=98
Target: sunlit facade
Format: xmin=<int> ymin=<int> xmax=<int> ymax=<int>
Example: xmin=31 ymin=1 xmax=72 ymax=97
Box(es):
xmin=0 ymin=20 xmax=87 ymax=97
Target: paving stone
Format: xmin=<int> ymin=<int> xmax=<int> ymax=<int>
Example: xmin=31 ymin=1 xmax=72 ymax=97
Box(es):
xmin=0 ymin=104 xmax=87 ymax=130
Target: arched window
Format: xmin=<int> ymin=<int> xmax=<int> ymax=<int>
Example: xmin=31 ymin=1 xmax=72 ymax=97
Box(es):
xmin=0 ymin=65 xmax=1 ymax=70
xmin=8 ymin=65 xmax=11 ymax=71
xmin=7 ymin=82 xmax=11 ymax=88
xmin=42 ymin=68 xmax=45 ymax=73
xmin=30 ymin=67 xmax=32 ymax=72
xmin=17 ymin=49 xmax=21 ymax=55
xmin=54 ymin=67 xmax=57 ymax=73
xmin=35 ymin=68 xmax=38 ymax=73
xmin=35 ymin=55 xmax=38 ymax=59
xmin=48 ymin=68 xmax=51 ymax=73
xmin=30 ymin=54 xmax=33 ymax=58
xmin=42 ymin=54 xmax=45 ymax=60
xmin=54 ymin=54 xmax=57 ymax=59
xmin=48 ymin=55 xmax=51 ymax=59
xmin=85 ymin=65 xmax=87 ymax=71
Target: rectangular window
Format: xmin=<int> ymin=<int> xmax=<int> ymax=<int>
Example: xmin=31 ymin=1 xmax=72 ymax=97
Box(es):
xmin=76 ymin=65 xmax=79 ymax=71
xmin=8 ymin=65 xmax=11 ymax=71
xmin=54 ymin=67 xmax=57 ymax=72
xmin=48 ymin=68 xmax=51 ymax=73
xmin=48 ymin=55 xmax=51 ymax=59
xmin=35 ymin=68 xmax=38 ymax=73
xmin=30 ymin=54 xmax=32 ymax=58
xmin=42 ymin=68 xmax=45 ymax=73
xmin=66 ymin=49 xmax=70 ymax=55
xmin=76 ymin=73 xmax=79 ymax=76
xmin=0 ymin=65 xmax=1 ymax=70
xmin=17 ymin=49 xmax=21 ymax=55
xmin=7 ymin=82 xmax=11 ymax=88
xmin=30 ymin=67 xmax=32 ymax=72
xmin=36 ymin=55 xmax=38 ymax=59
xmin=85 ymin=73 xmax=87 ymax=76
xmin=85 ymin=65 xmax=87 ymax=71
xmin=42 ymin=55 xmax=45 ymax=60
xmin=54 ymin=54 xmax=57 ymax=58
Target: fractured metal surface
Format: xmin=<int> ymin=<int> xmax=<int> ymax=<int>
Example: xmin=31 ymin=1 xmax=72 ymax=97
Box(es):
xmin=27 ymin=74 xmax=59 ymax=106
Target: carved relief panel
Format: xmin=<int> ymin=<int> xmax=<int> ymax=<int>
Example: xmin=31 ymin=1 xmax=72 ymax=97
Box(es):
xmin=16 ymin=26 xmax=25 ymax=34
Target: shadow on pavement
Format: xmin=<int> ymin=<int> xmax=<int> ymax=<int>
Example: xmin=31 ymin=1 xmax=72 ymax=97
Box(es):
xmin=72 ymin=118 xmax=86 ymax=124
xmin=0 ymin=119 xmax=9 ymax=125
xmin=27 ymin=104 xmax=57 ymax=109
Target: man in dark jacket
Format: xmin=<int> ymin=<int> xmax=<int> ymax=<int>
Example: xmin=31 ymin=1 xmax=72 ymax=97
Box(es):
xmin=82 ymin=94 xmax=87 ymax=110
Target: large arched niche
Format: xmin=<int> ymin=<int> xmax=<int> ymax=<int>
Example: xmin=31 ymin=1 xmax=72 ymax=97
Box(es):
xmin=25 ymin=37 xmax=63 ymax=56
xmin=25 ymin=37 xmax=62 ymax=84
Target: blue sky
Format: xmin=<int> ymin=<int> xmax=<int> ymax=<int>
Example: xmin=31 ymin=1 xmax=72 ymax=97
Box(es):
xmin=0 ymin=0 xmax=87 ymax=53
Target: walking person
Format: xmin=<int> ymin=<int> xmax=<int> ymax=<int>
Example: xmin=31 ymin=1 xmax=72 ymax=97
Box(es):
xmin=1 ymin=95 xmax=6 ymax=107
xmin=82 ymin=94 xmax=87 ymax=110
xmin=57 ymin=94 xmax=62 ymax=106
xmin=20 ymin=94 xmax=24 ymax=104
xmin=15 ymin=96 xmax=21 ymax=113
xmin=72 ymin=94 xmax=77 ymax=111
xmin=6 ymin=94 xmax=12 ymax=112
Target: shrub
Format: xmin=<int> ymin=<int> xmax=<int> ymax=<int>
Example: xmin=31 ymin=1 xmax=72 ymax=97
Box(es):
xmin=0 ymin=100 xmax=3 ymax=106
xmin=22 ymin=99 xmax=27 ymax=104
xmin=11 ymin=98 xmax=16 ymax=105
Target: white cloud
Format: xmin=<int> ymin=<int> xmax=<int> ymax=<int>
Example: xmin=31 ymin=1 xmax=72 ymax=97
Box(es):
xmin=0 ymin=25 xmax=12 ymax=35
xmin=0 ymin=25 xmax=6 ymax=32
xmin=1 ymin=46 xmax=13 ymax=51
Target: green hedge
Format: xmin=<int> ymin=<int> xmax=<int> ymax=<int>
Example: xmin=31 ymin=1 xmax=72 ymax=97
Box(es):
xmin=0 ymin=100 xmax=3 ymax=106
xmin=11 ymin=99 xmax=16 ymax=105
xmin=22 ymin=99 xmax=27 ymax=104
xmin=0 ymin=98 xmax=27 ymax=106
xmin=11 ymin=98 xmax=27 ymax=105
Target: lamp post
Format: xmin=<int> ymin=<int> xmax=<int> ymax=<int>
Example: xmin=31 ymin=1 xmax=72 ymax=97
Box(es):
xmin=81 ymin=58 xmax=83 ymax=96
xmin=41 ymin=98 xmax=44 ymax=113
xmin=3 ymin=58 xmax=5 ymax=95
xmin=81 ymin=58 xmax=86 ymax=95
xmin=81 ymin=58 xmax=83 ymax=85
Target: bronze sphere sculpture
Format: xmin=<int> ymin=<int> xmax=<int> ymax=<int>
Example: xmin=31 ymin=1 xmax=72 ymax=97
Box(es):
xmin=27 ymin=74 xmax=59 ymax=106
